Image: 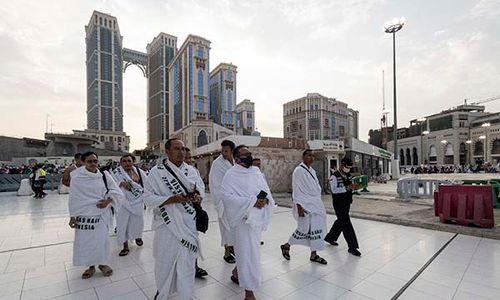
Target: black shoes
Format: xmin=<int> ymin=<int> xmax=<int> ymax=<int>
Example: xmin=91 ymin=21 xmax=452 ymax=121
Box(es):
xmin=324 ymin=236 xmax=339 ymax=246
xmin=195 ymin=267 xmax=208 ymax=278
xmin=348 ymin=248 xmax=362 ymax=257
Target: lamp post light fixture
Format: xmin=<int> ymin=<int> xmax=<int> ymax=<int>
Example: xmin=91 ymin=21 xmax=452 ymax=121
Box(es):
xmin=384 ymin=17 xmax=405 ymax=178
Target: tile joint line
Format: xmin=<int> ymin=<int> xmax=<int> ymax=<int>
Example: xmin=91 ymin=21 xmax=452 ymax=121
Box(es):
xmin=391 ymin=233 xmax=459 ymax=300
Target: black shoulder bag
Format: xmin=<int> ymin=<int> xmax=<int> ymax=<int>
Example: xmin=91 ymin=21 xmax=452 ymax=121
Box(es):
xmin=163 ymin=163 xmax=209 ymax=233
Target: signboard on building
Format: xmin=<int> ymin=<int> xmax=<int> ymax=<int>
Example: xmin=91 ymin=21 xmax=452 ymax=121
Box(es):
xmin=308 ymin=140 xmax=345 ymax=152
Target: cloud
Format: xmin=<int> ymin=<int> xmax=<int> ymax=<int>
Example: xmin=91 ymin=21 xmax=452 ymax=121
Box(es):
xmin=469 ymin=0 xmax=500 ymax=19
xmin=0 ymin=0 xmax=499 ymax=152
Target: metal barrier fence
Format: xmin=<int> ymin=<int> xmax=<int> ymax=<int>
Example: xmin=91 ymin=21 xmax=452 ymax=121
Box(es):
xmin=0 ymin=174 xmax=62 ymax=192
xmin=397 ymin=178 xmax=451 ymax=200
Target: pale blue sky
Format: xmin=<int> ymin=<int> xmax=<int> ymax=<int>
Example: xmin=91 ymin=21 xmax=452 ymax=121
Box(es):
xmin=0 ymin=0 xmax=499 ymax=150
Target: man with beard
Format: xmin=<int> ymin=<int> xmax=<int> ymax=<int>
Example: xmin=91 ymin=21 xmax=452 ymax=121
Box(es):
xmin=144 ymin=139 xmax=202 ymax=300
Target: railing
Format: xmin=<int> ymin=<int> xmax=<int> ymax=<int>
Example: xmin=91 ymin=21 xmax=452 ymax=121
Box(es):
xmin=0 ymin=174 xmax=62 ymax=192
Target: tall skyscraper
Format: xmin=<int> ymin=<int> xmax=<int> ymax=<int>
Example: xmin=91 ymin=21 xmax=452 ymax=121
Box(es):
xmin=85 ymin=11 xmax=123 ymax=132
xmin=209 ymin=63 xmax=238 ymax=131
xmin=237 ymin=99 xmax=255 ymax=135
xmin=146 ymin=33 xmax=178 ymax=150
xmin=169 ymin=35 xmax=211 ymax=134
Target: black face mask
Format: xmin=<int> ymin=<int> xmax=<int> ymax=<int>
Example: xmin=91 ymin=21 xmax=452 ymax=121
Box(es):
xmin=239 ymin=155 xmax=253 ymax=168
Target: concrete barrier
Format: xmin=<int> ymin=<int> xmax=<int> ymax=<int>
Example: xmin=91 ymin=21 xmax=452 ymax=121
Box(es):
xmin=17 ymin=178 xmax=33 ymax=196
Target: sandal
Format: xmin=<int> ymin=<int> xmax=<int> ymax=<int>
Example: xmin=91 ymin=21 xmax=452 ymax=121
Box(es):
xmin=310 ymin=255 xmax=327 ymax=265
xmin=280 ymin=244 xmax=291 ymax=260
xmin=81 ymin=267 xmax=95 ymax=279
xmin=119 ymin=249 xmax=129 ymax=256
xmin=230 ymin=275 xmax=239 ymax=285
xmin=195 ymin=267 xmax=208 ymax=278
xmin=98 ymin=265 xmax=113 ymax=276
xmin=135 ymin=238 xmax=143 ymax=246
xmin=223 ymin=254 xmax=236 ymax=264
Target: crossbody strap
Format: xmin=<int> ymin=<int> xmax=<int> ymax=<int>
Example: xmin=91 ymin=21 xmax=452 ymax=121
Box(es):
xmin=300 ymin=165 xmax=317 ymax=181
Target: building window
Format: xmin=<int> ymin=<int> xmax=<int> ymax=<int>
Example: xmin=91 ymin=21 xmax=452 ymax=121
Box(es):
xmin=100 ymin=136 xmax=105 ymax=142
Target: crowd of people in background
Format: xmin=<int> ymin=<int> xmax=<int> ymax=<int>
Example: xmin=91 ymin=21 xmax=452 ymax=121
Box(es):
xmin=403 ymin=162 xmax=500 ymax=175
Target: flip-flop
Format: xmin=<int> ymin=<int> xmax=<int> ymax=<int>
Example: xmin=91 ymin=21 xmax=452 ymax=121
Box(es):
xmin=119 ymin=249 xmax=129 ymax=256
xmin=98 ymin=265 xmax=113 ymax=276
xmin=280 ymin=244 xmax=291 ymax=260
xmin=310 ymin=255 xmax=327 ymax=265
xmin=135 ymin=238 xmax=143 ymax=246
xmin=81 ymin=267 xmax=95 ymax=279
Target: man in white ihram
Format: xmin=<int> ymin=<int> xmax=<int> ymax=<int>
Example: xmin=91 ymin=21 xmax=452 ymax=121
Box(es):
xmin=221 ymin=145 xmax=274 ymax=300
xmin=68 ymin=151 xmax=123 ymax=279
xmin=208 ymin=139 xmax=236 ymax=263
xmin=280 ymin=149 xmax=328 ymax=265
xmin=144 ymin=138 xmax=202 ymax=300
xmin=112 ymin=154 xmax=147 ymax=256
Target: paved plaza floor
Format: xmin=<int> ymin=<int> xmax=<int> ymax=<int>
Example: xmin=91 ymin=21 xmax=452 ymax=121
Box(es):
xmin=0 ymin=191 xmax=499 ymax=299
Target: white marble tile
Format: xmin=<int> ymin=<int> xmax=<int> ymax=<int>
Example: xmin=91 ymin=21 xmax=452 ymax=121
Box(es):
xmin=1 ymin=192 xmax=500 ymax=300
xmin=52 ymin=288 xmax=98 ymax=300
xmin=94 ymin=278 xmax=140 ymax=299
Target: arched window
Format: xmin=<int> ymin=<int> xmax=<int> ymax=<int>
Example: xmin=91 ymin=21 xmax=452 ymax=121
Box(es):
xmin=197 ymin=130 xmax=208 ymax=147
xmin=474 ymin=141 xmax=484 ymax=156
xmin=429 ymin=145 xmax=437 ymax=163
xmin=406 ymin=148 xmax=411 ymax=167
xmin=444 ymin=144 xmax=454 ymax=165
xmin=459 ymin=143 xmax=467 ymax=165
xmin=492 ymin=139 xmax=500 ymax=155
xmin=412 ymin=147 xmax=418 ymax=166
xmin=399 ymin=149 xmax=405 ymax=165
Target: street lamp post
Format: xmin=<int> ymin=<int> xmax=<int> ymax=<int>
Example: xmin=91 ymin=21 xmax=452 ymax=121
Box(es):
xmin=481 ymin=122 xmax=491 ymax=164
xmin=417 ymin=118 xmax=428 ymax=166
xmin=384 ymin=17 xmax=405 ymax=178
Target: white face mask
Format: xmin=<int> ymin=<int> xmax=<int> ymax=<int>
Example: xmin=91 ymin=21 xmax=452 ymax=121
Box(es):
xmin=342 ymin=167 xmax=351 ymax=173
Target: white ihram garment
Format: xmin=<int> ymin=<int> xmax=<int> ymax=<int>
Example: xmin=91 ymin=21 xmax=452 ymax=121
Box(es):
xmin=112 ymin=166 xmax=146 ymax=245
xmin=209 ymin=155 xmax=234 ymax=246
xmin=69 ymin=167 xmax=123 ymax=266
xmin=288 ymin=163 xmax=327 ymax=251
xmin=144 ymin=160 xmax=201 ymax=300
xmin=221 ymin=165 xmax=274 ymax=290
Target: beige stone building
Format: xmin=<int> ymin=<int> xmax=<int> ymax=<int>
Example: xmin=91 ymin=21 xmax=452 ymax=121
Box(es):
xmin=386 ymin=104 xmax=489 ymax=166
xmin=283 ymin=93 xmax=356 ymax=141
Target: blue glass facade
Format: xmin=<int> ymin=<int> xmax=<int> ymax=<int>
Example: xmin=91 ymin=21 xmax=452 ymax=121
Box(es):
xmin=209 ymin=65 xmax=237 ymax=130
xmin=86 ymin=17 xmax=123 ymax=132
xmin=188 ymin=45 xmax=193 ymax=121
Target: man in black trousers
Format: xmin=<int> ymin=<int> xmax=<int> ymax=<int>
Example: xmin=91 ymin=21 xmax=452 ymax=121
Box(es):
xmin=324 ymin=157 xmax=362 ymax=256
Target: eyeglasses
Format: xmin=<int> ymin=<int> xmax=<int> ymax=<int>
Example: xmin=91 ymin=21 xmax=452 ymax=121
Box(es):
xmin=86 ymin=160 xmax=99 ymax=164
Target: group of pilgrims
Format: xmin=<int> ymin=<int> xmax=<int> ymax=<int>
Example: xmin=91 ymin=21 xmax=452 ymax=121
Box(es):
xmin=64 ymin=138 xmax=361 ymax=300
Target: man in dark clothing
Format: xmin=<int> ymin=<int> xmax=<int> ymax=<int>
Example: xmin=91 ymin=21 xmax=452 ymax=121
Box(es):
xmin=324 ymin=157 xmax=362 ymax=257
